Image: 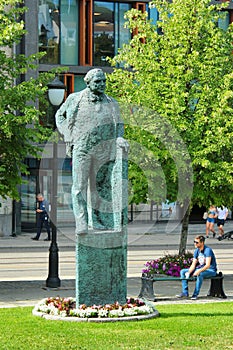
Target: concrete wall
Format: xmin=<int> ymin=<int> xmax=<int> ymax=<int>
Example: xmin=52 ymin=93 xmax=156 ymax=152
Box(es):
xmin=0 ymin=197 xmax=12 ymax=237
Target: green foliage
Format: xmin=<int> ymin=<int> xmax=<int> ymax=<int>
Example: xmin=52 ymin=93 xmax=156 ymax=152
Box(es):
xmin=0 ymin=0 xmax=26 ymax=46
xmin=0 ymin=0 xmax=65 ymax=199
xmin=107 ymin=0 xmax=233 ymax=209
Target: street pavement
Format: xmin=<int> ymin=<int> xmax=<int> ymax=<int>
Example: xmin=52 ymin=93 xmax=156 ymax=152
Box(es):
xmin=0 ymin=220 xmax=233 ymax=307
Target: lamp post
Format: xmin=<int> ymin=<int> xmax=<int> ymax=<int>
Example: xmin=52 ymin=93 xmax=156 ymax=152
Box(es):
xmin=46 ymin=76 xmax=65 ymax=288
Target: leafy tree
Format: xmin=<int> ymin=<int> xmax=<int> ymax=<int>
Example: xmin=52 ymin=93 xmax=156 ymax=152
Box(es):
xmin=0 ymin=0 xmax=60 ymax=199
xmin=107 ymin=0 xmax=233 ymax=253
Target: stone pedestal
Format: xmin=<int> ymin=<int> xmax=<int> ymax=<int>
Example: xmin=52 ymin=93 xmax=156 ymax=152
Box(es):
xmin=76 ymin=228 xmax=127 ymax=306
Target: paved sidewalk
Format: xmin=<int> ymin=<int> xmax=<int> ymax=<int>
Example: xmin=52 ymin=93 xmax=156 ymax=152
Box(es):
xmin=0 ymin=275 xmax=232 ymax=308
xmin=2 ymin=220 xmax=233 ymax=248
xmin=0 ymin=221 xmax=233 ymax=308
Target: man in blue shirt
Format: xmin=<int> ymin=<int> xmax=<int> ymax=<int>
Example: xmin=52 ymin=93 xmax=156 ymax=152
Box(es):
xmin=177 ymin=235 xmax=217 ymax=300
xmin=32 ymin=193 xmax=51 ymax=241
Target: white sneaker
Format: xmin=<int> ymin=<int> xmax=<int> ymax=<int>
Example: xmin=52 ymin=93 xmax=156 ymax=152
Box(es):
xmin=176 ymin=293 xmax=189 ymax=298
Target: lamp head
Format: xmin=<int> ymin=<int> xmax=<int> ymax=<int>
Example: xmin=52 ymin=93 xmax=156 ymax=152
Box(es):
xmin=47 ymin=76 xmax=66 ymax=106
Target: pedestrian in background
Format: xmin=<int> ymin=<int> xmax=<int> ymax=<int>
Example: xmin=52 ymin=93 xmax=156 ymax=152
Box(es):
xmin=216 ymin=205 xmax=228 ymax=239
xmin=205 ymin=205 xmax=217 ymax=238
xmin=31 ymin=193 xmax=51 ymax=241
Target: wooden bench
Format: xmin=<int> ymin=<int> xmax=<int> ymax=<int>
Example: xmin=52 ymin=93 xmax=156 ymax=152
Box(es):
xmin=138 ymin=272 xmax=227 ymax=301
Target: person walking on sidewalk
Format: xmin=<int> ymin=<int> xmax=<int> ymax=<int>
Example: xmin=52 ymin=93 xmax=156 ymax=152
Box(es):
xmin=32 ymin=193 xmax=51 ymax=241
xmin=205 ymin=205 xmax=217 ymax=238
xmin=216 ymin=205 xmax=228 ymax=239
xmin=177 ymin=235 xmax=217 ymax=300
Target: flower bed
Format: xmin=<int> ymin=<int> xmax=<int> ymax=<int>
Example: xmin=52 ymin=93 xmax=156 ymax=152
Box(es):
xmin=142 ymin=253 xmax=193 ymax=277
xmin=32 ymin=297 xmax=158 ymax=321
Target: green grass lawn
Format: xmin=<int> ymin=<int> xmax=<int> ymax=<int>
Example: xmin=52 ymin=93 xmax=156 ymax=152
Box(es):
xmin=0 ymin=302 xmax=232 ymax=349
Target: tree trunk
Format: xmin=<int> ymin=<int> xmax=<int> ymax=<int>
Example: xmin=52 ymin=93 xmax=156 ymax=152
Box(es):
xmin=179 ymin=203 xmax=191 ymax=255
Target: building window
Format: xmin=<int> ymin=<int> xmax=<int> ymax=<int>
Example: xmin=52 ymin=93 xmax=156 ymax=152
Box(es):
xmin=94 ymin=1 xmax=131 ymax=66
xmin=218 ymin=11 xmax=230 ymax=30
xmin=94 ymin=2 xmax=114 ymax=66
xmin=38 ymin=0 xmax=60 ymax=64
xmin=60 ymin=0 xmax=79 ymax=64
xmin=38 ymin=0 xmax=147 ymax=67
xmin=38 ymin=0 xmax=79 ymax=65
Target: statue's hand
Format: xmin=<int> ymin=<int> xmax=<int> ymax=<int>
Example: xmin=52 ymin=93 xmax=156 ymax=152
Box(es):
xmin=66 ymin=143 xmax=73 ymax=157
xmin=116 ymin=137 xmax=130 ymax=153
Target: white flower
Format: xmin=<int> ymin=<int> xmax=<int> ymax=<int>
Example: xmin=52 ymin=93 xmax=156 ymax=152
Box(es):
xmin=69 ymin=308 xmax=80 ymax=317
xmin=60 ymin=311 xmax=67 ymax=317
xmin=136 ymin=305 xmax=154 ymax=315
xmin=49 ymin=306 xmax=59 ymax=316
xmin=123 ymin=308 xmax=137 ymax=316
xmin=109 ymin=309 xmax=125 ymax=317
xmin=98 ymin=309 xmax=109 ymax=318
xmin=34 ymin=298 xmax=48 ymax=312
xmin=34 ymin=304 xmax=41 ymax=312
xmin=79 ymin=309 xmax=88 ymax=318
xmin=38 ymin=305 xmax=50 ymax=313
xmin=85 ymin=307 xmax=98 ymax=317
xmin=33 ymin=296 xmax=156 ymax=319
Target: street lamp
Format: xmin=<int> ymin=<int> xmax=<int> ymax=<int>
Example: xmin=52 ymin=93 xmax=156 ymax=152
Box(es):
xmin=46 ymin=76 xmax=66 ymax=288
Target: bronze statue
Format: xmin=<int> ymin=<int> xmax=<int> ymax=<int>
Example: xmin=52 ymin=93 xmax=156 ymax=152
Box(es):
xmin=56 ymin=68 xmax=129 ymax=234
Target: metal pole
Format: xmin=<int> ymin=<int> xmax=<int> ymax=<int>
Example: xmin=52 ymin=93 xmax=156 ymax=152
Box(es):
xmin=45 ymin=76 xmax=65 ymax=288
xmin=46 ymin=119 xmax=61 ymax=288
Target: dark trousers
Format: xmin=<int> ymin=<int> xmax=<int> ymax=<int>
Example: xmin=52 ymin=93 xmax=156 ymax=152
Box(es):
xmin=36 ymin=214 xmax=50 ymax=240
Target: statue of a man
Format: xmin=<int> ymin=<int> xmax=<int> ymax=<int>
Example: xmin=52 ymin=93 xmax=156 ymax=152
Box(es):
xmin=56 ymin=68 xmax=129 ymax=234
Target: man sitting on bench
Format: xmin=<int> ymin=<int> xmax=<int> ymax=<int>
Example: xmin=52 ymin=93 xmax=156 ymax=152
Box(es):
xmin=177 ymin=235 xmax=217 ymax=300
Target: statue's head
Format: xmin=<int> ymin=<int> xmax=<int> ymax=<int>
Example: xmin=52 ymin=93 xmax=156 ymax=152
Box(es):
xmin=84 ymin=68 xmax=106 ymax=95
